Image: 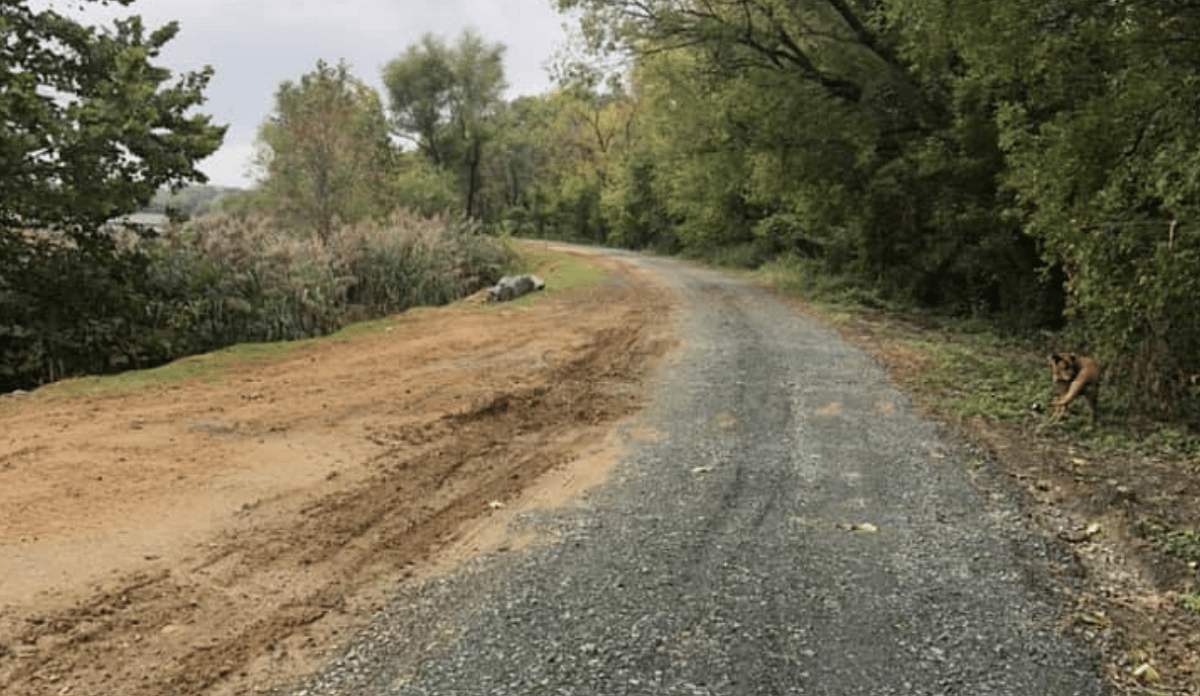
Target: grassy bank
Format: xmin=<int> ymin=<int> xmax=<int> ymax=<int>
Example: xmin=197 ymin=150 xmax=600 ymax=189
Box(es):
xmin=14 ymin=244 xmax=606 ymax=402
xmin=1 ymin=211 xmax=517 ymax=393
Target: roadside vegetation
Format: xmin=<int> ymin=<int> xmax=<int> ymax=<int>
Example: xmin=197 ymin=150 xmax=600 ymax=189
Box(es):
xmin=0 ymin=4 xmax=516 ymax=393
xmin=0 ymin=210 xmax=514 ymax=393
xmin=13 ymin=244 xmax=586 ymax=404
xmin=13 ymin=0 xmax=1199 ymax=430
xmin=768 ymin=263 xmax=1200 ymax=693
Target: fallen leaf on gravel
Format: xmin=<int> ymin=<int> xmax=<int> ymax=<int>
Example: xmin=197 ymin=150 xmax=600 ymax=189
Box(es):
xmin=1060 ymin=524 xmax=1102 ymax=543
xmin=833 ymin=522 xmax=879 ymax=532
xmin=1132 ymin=662 xmax=1160 ymax=682
xmin=1076 ymin=611 xmax=1110 ymax=627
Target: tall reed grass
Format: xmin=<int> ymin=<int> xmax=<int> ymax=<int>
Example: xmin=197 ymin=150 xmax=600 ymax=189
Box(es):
xmin=0 ymin=211 xmax=515 ymax=391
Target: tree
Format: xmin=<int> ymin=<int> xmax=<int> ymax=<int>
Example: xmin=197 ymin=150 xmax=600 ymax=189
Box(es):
xmin=556 ymin=0 xmax=937 ymax=127
xmin=0 ymin=0 xmax=225 ymax=391
xmin=889 ymin=0 xmax=1200 ymax=418
xmin=255 ymin=59 xmax=396 ymax=240
xmin=383 ymin=29 xmax=507 ymax=219
xmin=0 ymin=0 xmax=226 ymax=236
xmin=557 ymin=0 xmax=1059 ymax=320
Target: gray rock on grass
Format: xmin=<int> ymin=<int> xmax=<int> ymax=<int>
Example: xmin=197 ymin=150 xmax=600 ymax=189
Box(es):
xmin=487 ymin=274 xmax=546 ymax=302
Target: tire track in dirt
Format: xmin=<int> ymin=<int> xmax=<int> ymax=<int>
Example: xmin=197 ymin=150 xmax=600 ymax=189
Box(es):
xmin=0 ymin=249 xmax=673 ymax=696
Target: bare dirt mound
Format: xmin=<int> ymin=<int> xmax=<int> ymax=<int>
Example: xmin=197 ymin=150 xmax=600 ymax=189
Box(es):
xmin=0 ymin=248 xmax=673 ymax=696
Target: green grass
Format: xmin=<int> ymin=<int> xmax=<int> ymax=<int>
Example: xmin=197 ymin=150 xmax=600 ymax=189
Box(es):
xmin=33 ymin=339 xmax=314 ymax=400
xmin=517 ymin=245 xmax=610 ymax=292
xmin=907 ymin=337 xmax=1047 ymax=422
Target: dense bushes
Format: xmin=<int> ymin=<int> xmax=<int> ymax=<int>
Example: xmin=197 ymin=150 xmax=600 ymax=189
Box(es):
xmin=0 ymin=212 xmax=514 ymax=393
xmin=0 ymin=231 xmax=160 ymax=385
xmin=539 ymin=0 xmax=1200 ymax=425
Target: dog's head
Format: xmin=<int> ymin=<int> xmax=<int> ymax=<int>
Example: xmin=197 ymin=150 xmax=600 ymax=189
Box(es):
xmin=1049 ymin=353 xmax=1080 ymax=385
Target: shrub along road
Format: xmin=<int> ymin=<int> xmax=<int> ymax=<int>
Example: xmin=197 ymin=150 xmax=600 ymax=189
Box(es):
xmin=279 ymin=248 xmax=1108 ymax=696
xmin=0 ymin=245 xmax=1107 ymax=695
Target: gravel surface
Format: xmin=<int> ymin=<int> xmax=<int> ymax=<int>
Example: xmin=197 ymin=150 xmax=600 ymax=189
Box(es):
xmin=277 ymin=252 xmax=1107 ymax=695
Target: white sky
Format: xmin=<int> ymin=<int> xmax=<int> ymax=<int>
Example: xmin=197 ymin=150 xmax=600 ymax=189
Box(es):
xmin=44 ymin=0 xmax=573 ymax=188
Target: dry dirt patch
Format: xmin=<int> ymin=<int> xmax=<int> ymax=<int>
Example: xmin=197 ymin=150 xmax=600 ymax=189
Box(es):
xmin=0 ymin=249 xmax=672 ymax=696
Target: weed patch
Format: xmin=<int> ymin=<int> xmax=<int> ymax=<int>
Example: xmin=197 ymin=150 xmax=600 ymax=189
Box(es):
xmin=892 ymin=338 xmax=1044 ymax=421
xmin=1139 ymin=521 xmax=1200 ymax=565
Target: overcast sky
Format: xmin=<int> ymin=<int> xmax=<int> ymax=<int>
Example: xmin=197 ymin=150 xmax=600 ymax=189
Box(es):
xmin=46 ymin=0 xmax=573 ymax=188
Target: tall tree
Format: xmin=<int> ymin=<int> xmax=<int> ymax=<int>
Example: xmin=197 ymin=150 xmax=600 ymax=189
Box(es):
xmin=0 ymin=0 xmax=225 ymax=390
xmin=890 ymin=0 xmax=1200 ymax=416
xmin=383 ymin=29 xmax=507 ymax=219
xmin=0 ymin=0 xmax=226 ymax=237
xmin=255 ymin=59 xmax=396 ymax=240
xmin=555 ymin=0 xmax=937 ymax=130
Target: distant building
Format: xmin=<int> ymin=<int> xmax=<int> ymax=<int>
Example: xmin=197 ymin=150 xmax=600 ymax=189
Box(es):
xmin=103 ymin=212 xmax=171 ymax=232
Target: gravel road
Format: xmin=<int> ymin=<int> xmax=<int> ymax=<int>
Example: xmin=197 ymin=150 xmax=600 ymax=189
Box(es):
xmin=279 ymin=251 xmax=1107 ymax=695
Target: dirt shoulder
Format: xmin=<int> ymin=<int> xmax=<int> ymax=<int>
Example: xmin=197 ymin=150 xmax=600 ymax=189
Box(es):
xmin=0 ymin=245 xmax=673 ymax=696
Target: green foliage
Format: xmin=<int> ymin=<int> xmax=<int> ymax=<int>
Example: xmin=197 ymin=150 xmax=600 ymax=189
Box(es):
xmin=601 ymin=145 xmax=675 ymax=251
xmin=539 ymin=0 xmax=1200 ymax=424
xmin=554 ymin=1 xmax=1053 ymax=324
xmin=0 ymin=232 xmax=161 ymax=385
xmin=1140 ymin=521 xmax=1200 ymax=565
xmin=394 ymin=154 xmax=461 ymax=217
xmin=480 ymin=97 xmax=554 ymax=233
xmin=383 ymin=29 xmax=507 ymax=219
xmin=0 ymin=213 xmax=513 ymax=392
xmin=16 ymin=243 xmax=591 ymax=402
xmin=474 ymin=85 xmax=639 ymax=240
xmin=0 ymin=0 xmax=225 ymax=392
xmin=0 ymin=1 xmax=226 ymax=234
xmin=254 ymin=59 xmax=396 ymax=240
xmin=886 ymin=0 xmax=1200 ymax=421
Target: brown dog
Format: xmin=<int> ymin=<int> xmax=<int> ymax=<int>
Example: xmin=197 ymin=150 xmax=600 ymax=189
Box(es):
xmin=1049 ymin=352 xmax=1100 ymax=423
